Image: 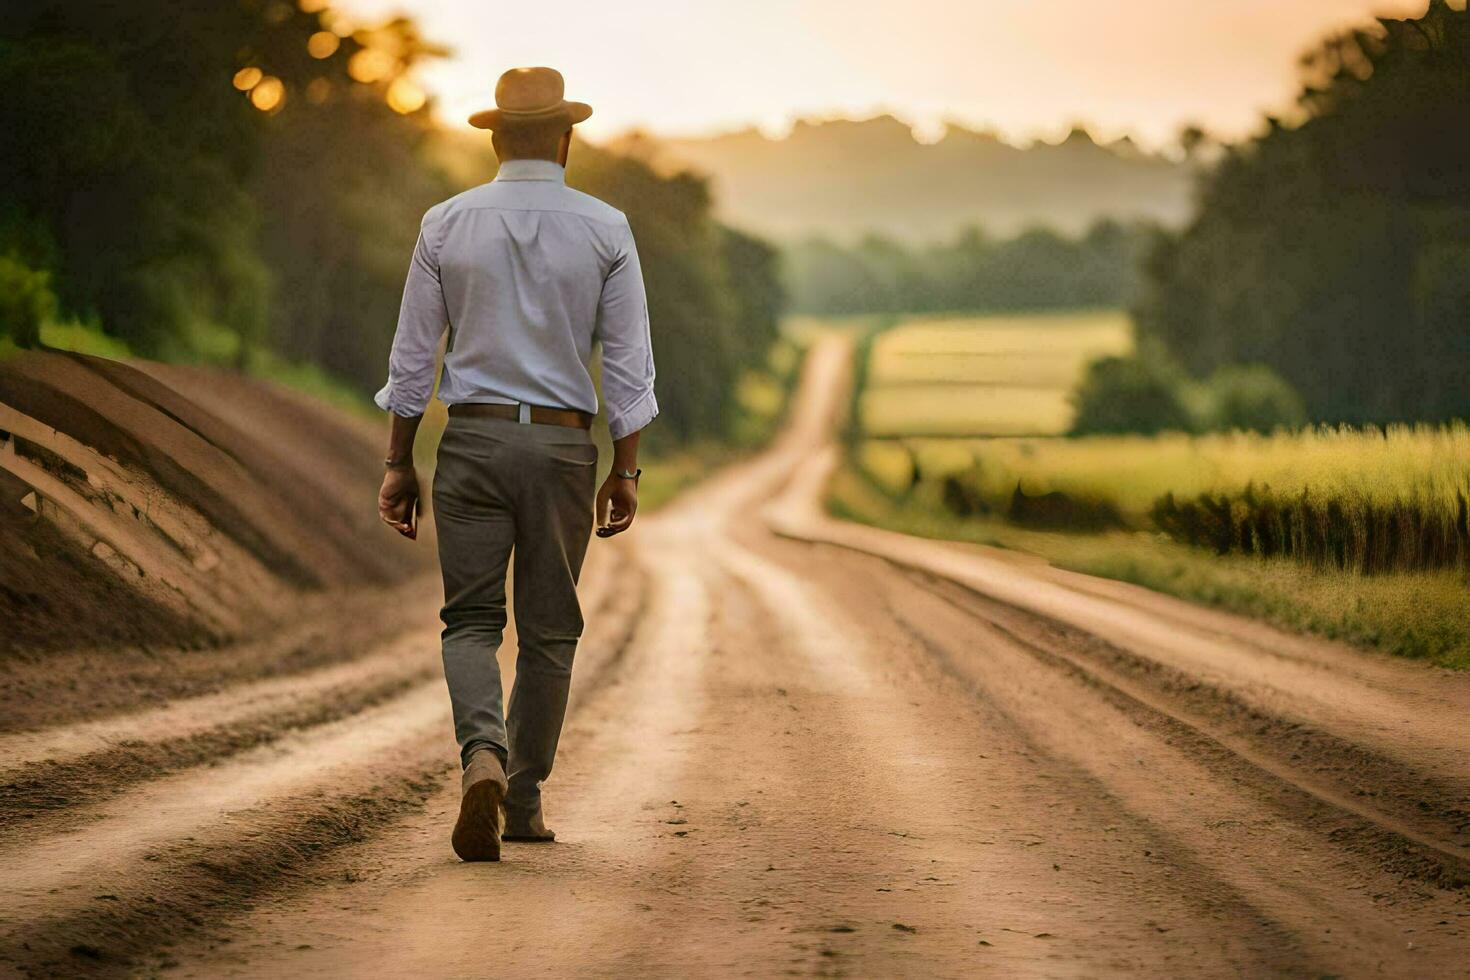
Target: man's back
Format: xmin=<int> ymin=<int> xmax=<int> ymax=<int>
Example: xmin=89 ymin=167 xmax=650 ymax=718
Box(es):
xmin=376 ymin=158 xmax=658 ymax=443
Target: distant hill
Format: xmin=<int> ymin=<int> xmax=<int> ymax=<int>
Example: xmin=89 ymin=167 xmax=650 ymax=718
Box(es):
xmin=629 ymin=116 xmax=1195 ymax=243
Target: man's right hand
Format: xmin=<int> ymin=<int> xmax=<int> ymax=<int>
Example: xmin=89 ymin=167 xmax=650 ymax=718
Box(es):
xmin=379 ymin=466 xmax=420 ymax=540
xmin=595 ymin=472 xmax=638 ymax=537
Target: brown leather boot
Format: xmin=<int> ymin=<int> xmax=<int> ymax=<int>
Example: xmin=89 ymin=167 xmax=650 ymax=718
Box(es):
xmin=503 ymin=803 xmax=556 ymax=843
xmin=452 ymin=750 xmax=508 ymax=862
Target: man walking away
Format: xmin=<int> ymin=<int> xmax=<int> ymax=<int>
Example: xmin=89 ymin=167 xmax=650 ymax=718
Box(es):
xmin=374 ymin=67 xmax=658 ymax=862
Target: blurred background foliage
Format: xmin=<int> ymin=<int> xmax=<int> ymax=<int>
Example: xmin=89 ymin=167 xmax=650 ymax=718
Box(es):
xmin=0 ymin=0 xmax=783 ymax=449
xmin=784 ymin=219 xmax=1150 ymax=316
xmin=780 ymin=1 xmax=1470 ymax=437
xmin=1134 ymin=0 xmax=1470 ymax=427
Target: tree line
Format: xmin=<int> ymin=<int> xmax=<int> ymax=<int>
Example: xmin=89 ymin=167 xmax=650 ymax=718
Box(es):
xmin=784 ymin=220 xmax=1151 ymax=315
xmin=1131 ymin=0 xmax=1470 ymax=428
xmin=0 ymin=1 xmax=781 ymax=446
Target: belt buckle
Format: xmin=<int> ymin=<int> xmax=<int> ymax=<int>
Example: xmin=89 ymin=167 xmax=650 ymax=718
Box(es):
xmin=517 ymin=402 xmax=531 ymax=424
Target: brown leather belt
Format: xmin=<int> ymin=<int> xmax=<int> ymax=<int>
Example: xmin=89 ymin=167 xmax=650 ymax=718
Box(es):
xmin=448 ymin=402 xmax=593 ymax=429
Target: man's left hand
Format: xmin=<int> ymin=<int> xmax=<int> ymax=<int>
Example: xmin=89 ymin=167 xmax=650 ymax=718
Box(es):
xmin=379 ymin=467 xmax=420 ymax=540
xmin=595 ymin=472 xmax=638 ymax=538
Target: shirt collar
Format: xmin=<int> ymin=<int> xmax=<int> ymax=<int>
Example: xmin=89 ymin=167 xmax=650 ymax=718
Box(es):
xmin=493 ymin=159 xmax=566 ymax=183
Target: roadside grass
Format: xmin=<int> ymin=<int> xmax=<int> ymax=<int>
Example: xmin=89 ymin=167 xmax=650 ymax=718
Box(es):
xmin=40 ymin=318 xmax=135 ymax=360
xmin=246 ymin=348 xmax=381 ymax=419
xmin=828 ymin=463 xmax=1470 ymax=670
xmin=829 ymin=308 xmax=1470 ymax=669
xmin=19 ymin=317 xmax=382 ymax=419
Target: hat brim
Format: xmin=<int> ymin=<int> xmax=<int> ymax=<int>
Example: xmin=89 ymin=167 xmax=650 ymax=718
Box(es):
xmin=468 ymin=100 xmax=593 ymax=130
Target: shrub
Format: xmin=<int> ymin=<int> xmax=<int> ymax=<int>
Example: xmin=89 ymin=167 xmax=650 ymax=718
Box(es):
xmin=1007 ymin=483 xmax=1123 ymax=532
xmin=857 ymin=440 xmax=916 ymax=496
xmin=1069 ymin=353 xmax=1194 ymax=435
xmin=1201 ymin=364 xmax=1307 ymax=433
xmin=0 ymin=254 xmax=56 ymax=348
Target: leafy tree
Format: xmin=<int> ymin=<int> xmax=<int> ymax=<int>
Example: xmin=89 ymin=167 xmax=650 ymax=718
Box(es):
xmin=717 ymin=227 xmax=785 ymax=372
xmin=0 ymin=3 xmax=269 ymax=357
xmin=566 ymin=142 xmax=789 ymax=444
xmin=1070 ymin=353 xmax=1194 ymax=435
xmin=1136 ymin=1 xmax=1470 ymax=425
xmin=782 ymin=237 xmax=880 ymax=314
xmin=783 ymin=220 xmax=1151 ymax=315
xmin=1201 ymin=365 xmax=1307 ymax=433
xmin=0 ymin=2 xmax=784 ymax=449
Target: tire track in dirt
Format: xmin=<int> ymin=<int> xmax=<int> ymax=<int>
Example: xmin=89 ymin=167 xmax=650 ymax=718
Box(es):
xmin=0 ymin=668 xmax=432 ymax=831
xmin=0 ymin=575 xmax=443 ymax=735
xmin=702 ymin=537 xmax=1313 ymax=977
xmin=157 ymin=520 xmax=711 ymax=978
xmin=773 ymin=508 xmax=1470 ymax=851
xmin=873 ymin=566 xmax=1470 ymax=974
xmin=0 ymin=682 xmax=452 ymax=975
xmin=0 ymin=633 xmax=438 ymax=778
xmin=902 ymin=568 xmax=1470 ymax=885
xmin=0 ymin=544 xmax=645 ymax=977
xmin=774 ymin=484 xmax=1470 ymax=891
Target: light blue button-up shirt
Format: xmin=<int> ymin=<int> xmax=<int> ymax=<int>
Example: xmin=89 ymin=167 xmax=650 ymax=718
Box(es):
xmin=374 ymin=159 xmax=658 ymax=441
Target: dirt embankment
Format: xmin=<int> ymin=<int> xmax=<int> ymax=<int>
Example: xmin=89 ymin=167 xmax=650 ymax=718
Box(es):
xmin=0 ymin=350 xmax=432 ymax=705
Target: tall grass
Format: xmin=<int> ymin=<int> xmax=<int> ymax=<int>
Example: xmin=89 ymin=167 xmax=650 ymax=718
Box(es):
xmin=860 ymin=425 xmax=1470 ymax=574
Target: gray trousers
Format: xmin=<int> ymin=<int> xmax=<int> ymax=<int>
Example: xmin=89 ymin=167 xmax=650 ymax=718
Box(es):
xmin=432 ymin=413 xmax=597 ymax=817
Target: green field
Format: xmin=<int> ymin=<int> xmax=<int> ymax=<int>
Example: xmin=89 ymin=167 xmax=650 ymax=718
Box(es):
xmin=832 ymin=310 xmax=1470 ymax=668
xmin=858 ymin=310 xmax=1131 ymax=437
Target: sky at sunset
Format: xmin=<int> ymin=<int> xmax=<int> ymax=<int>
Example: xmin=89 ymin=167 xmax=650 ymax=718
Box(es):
xmin=341 ymin=0 xmax=1441 ymax=147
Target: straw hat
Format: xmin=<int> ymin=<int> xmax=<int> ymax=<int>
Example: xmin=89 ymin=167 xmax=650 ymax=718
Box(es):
xmin=467 ymin=67 xmax=592 ymax=130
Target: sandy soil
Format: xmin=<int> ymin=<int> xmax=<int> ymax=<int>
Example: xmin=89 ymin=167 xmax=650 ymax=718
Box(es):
xmin=2 ymin=336 xmax=1468 ymax=978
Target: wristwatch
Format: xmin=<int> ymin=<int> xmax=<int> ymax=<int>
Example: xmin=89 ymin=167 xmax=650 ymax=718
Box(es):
xmin=384 ymin=455 xmax=414 ymax=470
xmin=615 ymin=467 xmax=641 ymax=480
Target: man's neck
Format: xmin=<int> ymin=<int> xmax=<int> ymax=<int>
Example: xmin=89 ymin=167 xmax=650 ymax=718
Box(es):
xmin=494 ymin=159 xmax=566 ymax=183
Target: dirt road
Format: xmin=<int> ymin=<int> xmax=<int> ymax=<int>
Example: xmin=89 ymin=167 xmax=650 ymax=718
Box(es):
xmin=3 ymin=335 xmax=1469 ymax=978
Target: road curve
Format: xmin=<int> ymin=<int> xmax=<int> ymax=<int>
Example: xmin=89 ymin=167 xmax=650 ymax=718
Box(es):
xmin=4 ymin=334 xmax=1468 ymax=978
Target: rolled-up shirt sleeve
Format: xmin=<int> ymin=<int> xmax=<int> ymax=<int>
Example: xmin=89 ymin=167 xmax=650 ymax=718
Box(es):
xmin=374 ymin=215 xmax=447 ymax=417
xmin=596 ymin=219 xmax=659 ymax=440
